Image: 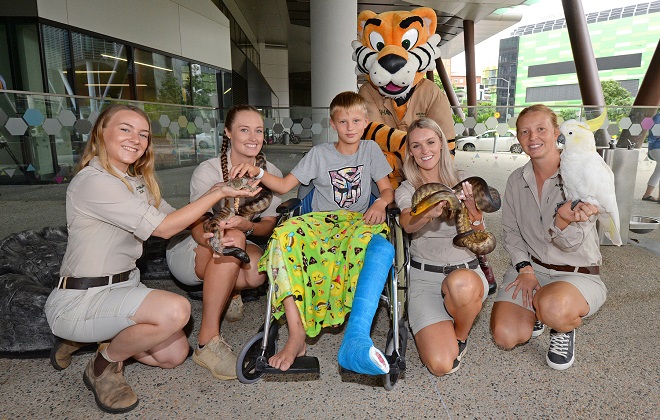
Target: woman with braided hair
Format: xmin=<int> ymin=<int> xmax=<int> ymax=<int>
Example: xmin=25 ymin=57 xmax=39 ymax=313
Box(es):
xmin=166 ymin=105 xmax=282 ymax=380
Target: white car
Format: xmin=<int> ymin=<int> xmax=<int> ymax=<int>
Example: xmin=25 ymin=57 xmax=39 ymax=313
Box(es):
xmin=456 ymin=129 xmax=522 ymax=153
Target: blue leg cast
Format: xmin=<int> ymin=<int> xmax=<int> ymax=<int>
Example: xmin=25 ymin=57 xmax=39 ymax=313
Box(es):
xmin=337 ymin=234 xmax=394 ymax=375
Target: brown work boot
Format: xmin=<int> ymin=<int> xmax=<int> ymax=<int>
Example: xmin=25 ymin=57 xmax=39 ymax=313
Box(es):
xmin=82 ymin=344 xmax=139 ymax=413
xmin=50 ymin=339 xmax=88 ymax=370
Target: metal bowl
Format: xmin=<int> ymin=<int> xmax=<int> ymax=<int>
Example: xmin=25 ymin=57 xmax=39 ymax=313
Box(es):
xmin=629 ymin=216 xmax=660 ymax=234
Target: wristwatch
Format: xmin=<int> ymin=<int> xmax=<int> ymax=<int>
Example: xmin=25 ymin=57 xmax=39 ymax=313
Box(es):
xmin=515 ymin=260 xmax=532 ymax=272
xmin=245 ymin=222 xmax=255 ymax=237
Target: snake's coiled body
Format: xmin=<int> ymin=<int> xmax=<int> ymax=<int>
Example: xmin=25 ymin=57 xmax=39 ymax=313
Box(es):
xmin=411 ymin=177 xmax=501 ymax=255
xmin=203 ymin=153 xmax=273 ymax=263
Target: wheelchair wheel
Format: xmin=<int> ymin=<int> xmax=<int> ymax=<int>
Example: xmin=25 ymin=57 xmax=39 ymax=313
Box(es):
xmin=236 ymin=323 xmax=278 ymax=384
xmin=383 ymin=320 xmax=408 ymax=391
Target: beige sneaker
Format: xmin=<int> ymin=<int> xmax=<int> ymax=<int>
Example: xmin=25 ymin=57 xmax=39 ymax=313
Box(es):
xmin=193 ymin=335 xmax=238 ymax=380
xmin=82 ymin=344 xmax=139 ymax=413
xmin=225 ymin=294 xmax=244 ymax=322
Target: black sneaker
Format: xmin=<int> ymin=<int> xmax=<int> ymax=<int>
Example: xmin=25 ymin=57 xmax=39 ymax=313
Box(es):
xmin=546 ymin=329 xmax=575 ymax=370
xmin=532 ymin=320 xmax=545 ymax=338
xmin=448 ymin=339 xmax=468 ymax=374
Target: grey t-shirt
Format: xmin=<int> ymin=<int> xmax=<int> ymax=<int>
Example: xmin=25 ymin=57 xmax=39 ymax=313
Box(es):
xmin=291 ymin=140 xmax=391 ymax=213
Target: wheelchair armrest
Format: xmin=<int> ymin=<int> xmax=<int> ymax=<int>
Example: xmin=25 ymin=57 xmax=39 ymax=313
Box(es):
xmin=276 ymin=198 xmax=302 ymax=214
xmin=387 ymin=202 xmax=401 ymax=218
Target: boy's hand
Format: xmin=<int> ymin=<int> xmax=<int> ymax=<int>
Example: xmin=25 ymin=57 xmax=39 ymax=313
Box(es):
xmin=230 ymin=163 xmax=259 ymax=179
xmin=363 ymin=198 xmax=387 ymax=225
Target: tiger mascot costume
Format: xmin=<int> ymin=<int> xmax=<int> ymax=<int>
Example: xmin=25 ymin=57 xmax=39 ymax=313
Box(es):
xmin=352 ymin=7 xmax=456 ymax=189
xmin=350 ymin=7 xmax=498 ymax=297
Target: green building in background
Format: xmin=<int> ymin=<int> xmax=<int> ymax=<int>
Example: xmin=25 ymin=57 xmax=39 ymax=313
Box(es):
xmin=497 ymin=2 xmax=660 ymax=114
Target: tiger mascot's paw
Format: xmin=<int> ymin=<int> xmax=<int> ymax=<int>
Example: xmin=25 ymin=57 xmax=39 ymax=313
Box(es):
xmin=353 ymin=7 xmax=454 ymax=189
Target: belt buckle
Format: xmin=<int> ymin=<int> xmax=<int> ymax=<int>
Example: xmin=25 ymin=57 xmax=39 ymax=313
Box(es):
xmin=442 ymin=263 xmax=457 ymax=275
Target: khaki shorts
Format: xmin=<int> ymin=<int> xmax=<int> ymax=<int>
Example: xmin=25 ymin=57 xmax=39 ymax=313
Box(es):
xmin=166 ymin=232 xmax=203 ymax=286
xmin=45 ymin=269 xmax=153 ymax=343
xmin=495 ymin=262 xmax=607 ymax=317
xmin=408 ymin=257 xmax=488 ymax=336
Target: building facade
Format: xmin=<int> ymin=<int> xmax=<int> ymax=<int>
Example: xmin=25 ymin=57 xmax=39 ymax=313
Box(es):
xmin=497 ymin=2 xmax=660 ymax=111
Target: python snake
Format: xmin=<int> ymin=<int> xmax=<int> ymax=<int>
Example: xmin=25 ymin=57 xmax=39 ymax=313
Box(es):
xmin=203 ymin=154 xmax=273 ymax=263
xmin=410 ymin=176 xmax=501 ymax=255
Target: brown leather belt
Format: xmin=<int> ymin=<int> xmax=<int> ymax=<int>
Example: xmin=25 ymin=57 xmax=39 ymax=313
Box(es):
xmin=59 ymin=270 xmax=132 ymax=290
xmin=411 ymin=258 xmax=479 ymax=275
xmin=531 ymin=256 xmax=599 ymax=275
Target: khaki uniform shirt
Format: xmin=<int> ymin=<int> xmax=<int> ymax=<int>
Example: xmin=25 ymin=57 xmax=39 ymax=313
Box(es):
xmin=189 ymin=150 xmax=282 ymax=218
xmin=395 ymin=171 xmax=475 ymax=263
xmin=502 ymin=161 xmax=602 ymax=267
xmin=359 ymin=78 xmax=456 ymax=140
xmin=59 ymin=157 xmax=175 ymax=277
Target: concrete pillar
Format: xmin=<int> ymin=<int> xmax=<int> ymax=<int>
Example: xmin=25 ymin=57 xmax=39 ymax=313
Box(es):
xmin=463 ymin=20 xmax=477 ymax=116
xmin=310 ymin=0 xmax=357 ymax=107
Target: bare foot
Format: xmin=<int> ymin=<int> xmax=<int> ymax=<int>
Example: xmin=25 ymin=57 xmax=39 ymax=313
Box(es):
xmin=268 ymin=329 xmax=306 ymax=371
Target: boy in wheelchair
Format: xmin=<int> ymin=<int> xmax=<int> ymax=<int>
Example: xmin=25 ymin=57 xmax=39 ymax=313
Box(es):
xmin=230 ymin=91 xmax=394 ymax=375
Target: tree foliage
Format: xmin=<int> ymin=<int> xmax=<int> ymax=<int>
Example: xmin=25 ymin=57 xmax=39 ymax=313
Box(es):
xmin=601 ymin=79 xmax=633 ymax=122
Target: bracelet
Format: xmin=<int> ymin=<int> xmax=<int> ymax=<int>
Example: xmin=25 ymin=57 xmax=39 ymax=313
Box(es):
xmin=255 ymin=167 xmax=265 ymax=179
xmin=245 ymin=221 xmax=255 ymax=237
xmin=471 ymin=219 xmax=482 ymax=226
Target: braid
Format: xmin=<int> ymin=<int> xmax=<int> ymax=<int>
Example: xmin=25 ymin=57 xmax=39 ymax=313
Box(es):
xmin=220 ymin=134 xmax=230 ymax=182
xmin=255 ymin=151 xmax=267 ymax=170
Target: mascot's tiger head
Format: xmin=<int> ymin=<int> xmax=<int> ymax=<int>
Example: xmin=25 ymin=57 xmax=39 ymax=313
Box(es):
xmin=352 ymin=7 xmax=441 ymax=101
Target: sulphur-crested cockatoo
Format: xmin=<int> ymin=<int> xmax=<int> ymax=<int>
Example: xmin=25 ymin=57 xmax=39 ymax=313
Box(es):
xmin=557 ymin=114 xmax=622 ymax=246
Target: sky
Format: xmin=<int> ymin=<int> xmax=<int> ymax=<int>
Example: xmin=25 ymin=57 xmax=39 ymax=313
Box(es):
xmin=450 ymin=0 xmax=650 ymax=75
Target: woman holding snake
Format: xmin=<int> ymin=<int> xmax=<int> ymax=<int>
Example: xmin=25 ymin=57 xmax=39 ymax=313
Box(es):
xmin=166 ymin=105 xmax=282 ymax=381
xmin=490 ymin=104 xmax=606 ymax=371
xmin=45 ymin=104 xmax=260 ymax=413
xmin=395 ymin=117 xmax=490 ymax=376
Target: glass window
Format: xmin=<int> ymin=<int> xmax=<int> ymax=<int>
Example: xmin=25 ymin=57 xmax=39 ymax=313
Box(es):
xmin=71 ymin=32 xmax=130 ymax=99
xmin=221 ymin=71 xmax=232 ymax=110
xmin=42 ymin=25 xmax=73 ymax=95
xmin=0 ymin=24 xmax=12 ymax=89
xmin=16 ymin=24 xmax=44 ymax=92
xmin=191 ymin=64 xmax=219 ymax=107
xmin=134 ymin=48 xmax=190 ymax=105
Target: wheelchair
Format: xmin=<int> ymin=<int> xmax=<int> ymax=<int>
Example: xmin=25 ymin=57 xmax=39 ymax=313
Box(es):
xmin=236 ymin=183 xmax=410 ymax=390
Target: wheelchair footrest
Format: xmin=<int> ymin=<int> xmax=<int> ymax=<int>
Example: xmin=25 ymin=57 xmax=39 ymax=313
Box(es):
xmin=261 ymin=356 xmax=320 ymax=374
xmin=386 ymin=354 xmax=406 ymax=374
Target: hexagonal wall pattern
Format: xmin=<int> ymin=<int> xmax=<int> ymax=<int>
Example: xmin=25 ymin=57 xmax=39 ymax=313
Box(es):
xmin=301 ymin=117 xmax=312 ymax=129
xmin=651 ymin=124 xmax=660 ymax=137
xmin=6 ymin=118 xmax=28 ymax=135
xmin=474 ymin=123 xmax=487 ymax=135
xmin=42 ymin=118 xmax=63 ymax=136
xmin=57 ymin=110 xmax=76 ymax=126
xmin=629 ymin=124 xmax=643 ymax=136
xmin=618 ymin=117 xmax=632 ymax=130
xmin=177 ymin=116 xmax=188 ymax=128
xmin=23 ymin=109 xmax=45 ymax=126
xmin=159 ymin=115 xmax=171 ymax=128
xmin=485 ymin=117 xmax=498 ymax=129
xmin=0 ymin=108 xmax=7 ymax=125
xmin=194 ymin=117 xmax=204 ymax=128
xmin=73 ymin=119 xmax=93 ymax=135
xmin=463 ymin=116 xmax=477 ymax=129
